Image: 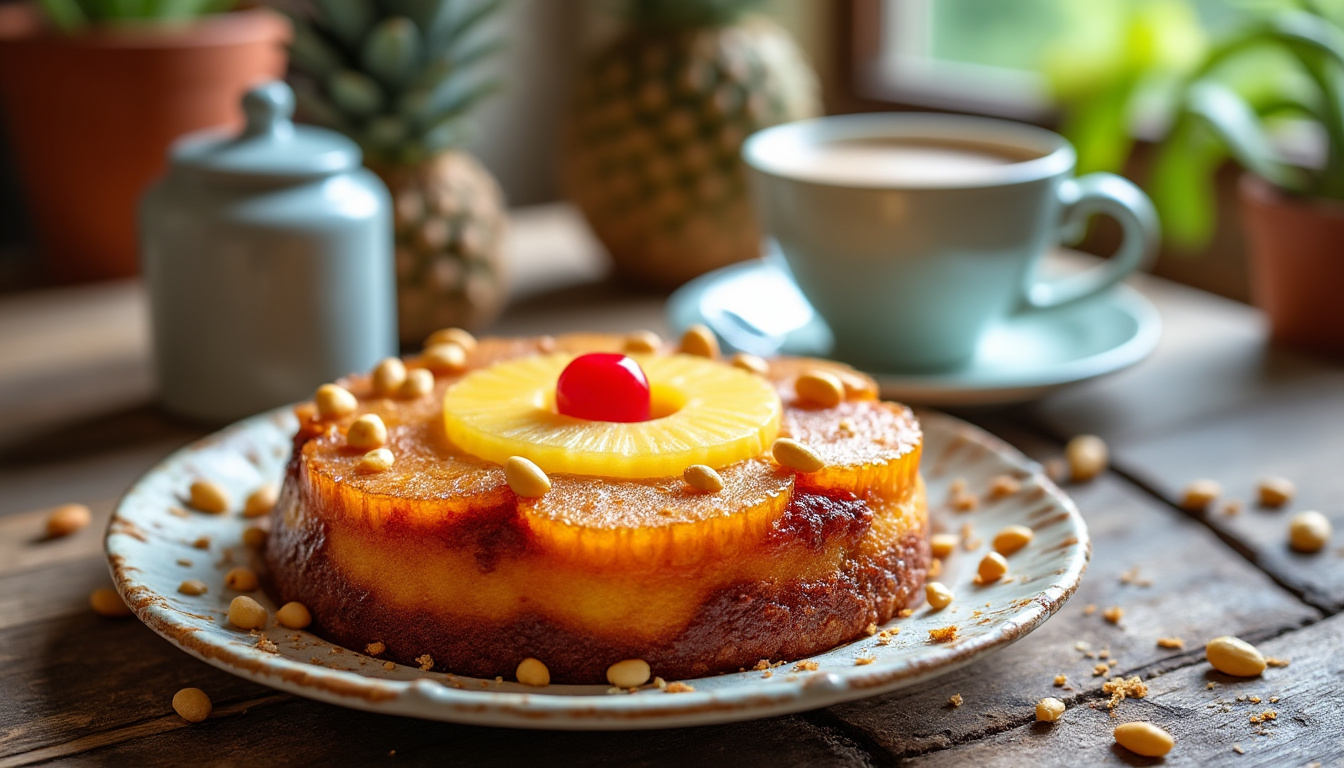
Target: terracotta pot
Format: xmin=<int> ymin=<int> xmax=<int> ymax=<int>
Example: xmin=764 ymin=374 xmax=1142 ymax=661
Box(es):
xmin=0 ymin=5 xmax=289 ymax=282
xmin=1239 ymin=175 xmax=1344 ymax=358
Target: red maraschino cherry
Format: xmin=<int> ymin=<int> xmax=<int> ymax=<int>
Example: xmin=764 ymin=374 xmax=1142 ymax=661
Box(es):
xmin=556 ymin=353 xmax=651 ymax=422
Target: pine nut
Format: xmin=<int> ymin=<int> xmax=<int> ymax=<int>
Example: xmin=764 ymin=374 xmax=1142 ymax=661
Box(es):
xmin=424 ymin=327 xmax=477 ymax=353
xmin=347 ymin=413 xmax=388 ymax=450
xmin=400 ymin=368 xmax=435 ymax=399
xmin=1065 ymin=435 xmax=1108 ymax=482
xmin=505 ymin=456 xmax=551 ymax=498
xmin=683 ymin=464 xmax=724 ymax=493
xmin=315 ymin=383 xmax=357 ymax=419
xmin=1180 ymin=479 xmax=1221 ymax=511
xmin=90 ymin=587 xmax=131 ymax=617
xmin=731 ymin=352 xmax=769 ymax=375
xmin=276 ymin=601 xmax=312 ymax=629
xmin=1206 ymin=636 xmax=1266 ymax=677
xmin=243 ymin=485 xmax=277 ymax=518
xmin=1113 ymin=721 xmax=1174 ymax=757
xmin=606 ymin=658 xmax=651 ymax=688
xmin=423 ymin=342 xmax=468 ymax=374
xmin=992 ymin=525 xmax=1034 ymax=555
xmin=45 ymin=504 xmax=91 ymax=538
xmin=172 ymin=688 xmax=212 ymax=723
xmin=678 ymin=324 xmax=719 ymax=358
xmin=372 ymin=357 xmax=408 ymax=397
xmin=1256 ymin=476 xmax=1295 ymax=508
xmin=227 ymin=595 xmax=267 ymax=629
xmin=224 ymin=566 xmax=259 ymax=591
xmin=188 ymin=479 xmax=229 ymax=514
xmin=772 ymin=438 xmax=825 ymax=473
xmin=623 ymin=330 xmax=662 ymax=354
xmin=1288 ymin=510 xmax=1331 ymax=553
xmin=795 ymin=371 xmax=845 ymax=408
xmin=1036 ymin=697 xmax=1065 ymax=722
xmin=930 ymin=533 xmax=959 ymax=559
xmin=358 ymin=448 xmax=395 ymax=474
xmin=178 ymin=579 xmax=208 ymax=596
xmin=925 ymin=581 xmax=954 ymax=610
xmin=516 ymin=657 xmax=551 ymax=686
xmin=977 ymin=552 xmax=1008 ymax=583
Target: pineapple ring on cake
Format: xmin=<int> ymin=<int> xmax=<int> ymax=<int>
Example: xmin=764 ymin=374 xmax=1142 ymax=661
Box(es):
xmin=267 ymin=332 xmax=929 ymax=683
xmin=441 ymin=353 xmax=782 ymax=478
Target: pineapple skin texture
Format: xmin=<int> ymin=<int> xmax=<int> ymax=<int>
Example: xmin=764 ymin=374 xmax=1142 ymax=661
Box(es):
xmin=379 ymin=152 xmax=508 ymax=344
xmin=268 ymin=333 xmax=927 ymax=683
xmin=564 ymin=17 xmax=820 ymax=289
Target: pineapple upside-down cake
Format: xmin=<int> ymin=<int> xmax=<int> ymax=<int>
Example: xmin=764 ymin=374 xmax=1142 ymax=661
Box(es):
xmin=266 ymin=330 xmax=929 ymax=684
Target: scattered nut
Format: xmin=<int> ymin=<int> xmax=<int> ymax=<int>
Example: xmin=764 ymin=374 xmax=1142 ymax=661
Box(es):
xmin=1288 ymin=510 xmax=1331 ymax=553
xmin=1256 ymin=476 xmax=1295 ymax=508
xmin=930 ymin=533 xmax=959 ymax=559
xmin=505 ymin=456 xmax=551 ymax=498
xmin=772 ymin=438 xmax=825 ymax=473
xmin=977 ymin=552 xmax=1008 ymax=583
xmin=925 ymin=581 xmax=954 ymax=610
xmin=243 ymin=485 xmax=277 ymax=518
xmin=315 ymin=383 xmax=357 ymax=419
xmin=678 ymin=324 xmax=719 ymax=358
xmin=227 ymin=595 xmax=267 ymax=630
xmin=1206 ymin=636 xmax=1266 ymax=677
xmin=172 ymin=688 xmax=212 ymax=723
xmin=606 ymin=658 xmax=652 ymax=688
xmin=516 ymin=657 xmax=551 ymax=686
xmin=1065 ymin=435 xmax=1108 ymax=482
xmin=623 ymin=330 xmax=662 ymax=354
xmin=276 ymin=601 xmax=312 ymax=629
xmin=400 ymin=368 xmax=435 ymax=399
xmin=372 ymin=357 xmax=408 ymax=397
xmin=242 ymin=526 xmax=268 ymax=548
xmin=45 ymin=504 xmax=92 ymax=538
xmin=424 ymin=327 xmax=477 ymax=353
xmin=1156 ymin=637 xmax=1185 ymax=650
xmin=1103 ymin=606 xmax=1124 ymax=624
xmin=992 ymin=524 xmax=1033 ymax=556
xmin=730 ymin=352 xmax=769 ymax=375
xmin=178 ymin=579 xmax=208 ymax=596
xmin=795 ymin=370 xmax=845 ymax=408
xmin=1036 ymin=697 xmax=1065 ymax=722
xmin=224 ymin=566 xmax=259 ymax=592
xmin=89 ymin=587 xmax=131 ymax=617
xmin=1180 ymin=479 xmax=1222 ymax=511
xmin=1113 ymin=721 xmax=1174 ymax=757
xmin=683 ymin=464 xmax=724 ymax=493
xmin=358 ymin=448 xmax=395 ymax=474
xmin=346 ymin=413 xmax=388 ymax=450
xmin=188 ymin=479 xmax=229 ymax=514
xmin=366 ymin=641 xmax=386 ymax=655
xmin=422 ymin=342 xmax=468 ymax=374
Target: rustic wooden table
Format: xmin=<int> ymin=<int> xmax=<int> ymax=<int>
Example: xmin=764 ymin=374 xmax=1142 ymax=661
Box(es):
xmin=2 ymin=205 xmax=1341 ymax=767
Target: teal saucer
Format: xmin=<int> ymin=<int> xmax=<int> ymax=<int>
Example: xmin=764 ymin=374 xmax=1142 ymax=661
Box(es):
xmin=666 ymin=258 xmax=1162 ymax=406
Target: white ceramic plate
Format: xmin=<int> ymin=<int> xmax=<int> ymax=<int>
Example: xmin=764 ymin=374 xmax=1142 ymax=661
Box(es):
xmin=107 ymin=408 xmax=1089 ymax=730
xmin=666 ymin=258 xmax=1161 ymax=406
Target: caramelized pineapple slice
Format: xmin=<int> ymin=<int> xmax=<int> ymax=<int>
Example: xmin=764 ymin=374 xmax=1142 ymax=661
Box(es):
xmin=780 ymin=400 xmax=922 ymax=500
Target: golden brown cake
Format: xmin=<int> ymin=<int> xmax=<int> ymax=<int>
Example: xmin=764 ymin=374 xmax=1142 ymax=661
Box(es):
xmin=266 ymin=332 xmax=928 ymax=684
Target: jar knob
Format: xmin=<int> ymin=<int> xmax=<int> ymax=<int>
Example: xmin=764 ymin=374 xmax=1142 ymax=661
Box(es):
xmin=241 ymin=81 xmax=296 ymax=140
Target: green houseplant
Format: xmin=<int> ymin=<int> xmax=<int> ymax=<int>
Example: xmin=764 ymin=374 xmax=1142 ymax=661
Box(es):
xmin=0 ymin=0 xmax=289 ymax=282
xmin=284 ymin=0 xmax=509 ymax=343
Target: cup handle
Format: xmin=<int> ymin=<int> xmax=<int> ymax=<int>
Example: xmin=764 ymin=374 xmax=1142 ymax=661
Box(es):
xmin=1023 ymin=172 xmax=1160 ymax=311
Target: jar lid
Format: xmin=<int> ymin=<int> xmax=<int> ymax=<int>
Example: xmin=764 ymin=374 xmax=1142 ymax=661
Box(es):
xmin=170 ymin=81 xmax=360 ymax=180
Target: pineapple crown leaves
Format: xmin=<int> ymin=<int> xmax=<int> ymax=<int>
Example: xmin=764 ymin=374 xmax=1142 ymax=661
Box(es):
xmin=287 ymin=0 xmax=506 ymax=167
xmin=620 ymin=0 xmax=767 ymax=28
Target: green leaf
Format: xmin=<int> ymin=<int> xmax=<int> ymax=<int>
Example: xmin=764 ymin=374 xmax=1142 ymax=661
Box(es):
xmin=1148 ymin=116 xmax=1224 ymax=250
xmin=1059 ymin=76 xmax=1139 ymax=175
xmin=289 ymin=19 xmax=345 ymax=78
xmin=315 ymin=0 xmax=375 ymax=49
xmin=327 ymin=70 xmax=386 ymax=118
xmin=362 ymin=17 xmax=422 ymax=89
xmin=364 ymin=115 xmax=410 ymax=150
xmin=419 ymin=78 xmax=502 ymax=128
xmin=37 ymin=0 xmax=87 ymax=31
xmin=429 ymin=0 xmax=505 ymax=56
xmin=380 ymin=0 xmax=448 ymax=35
xmin=1186 ymin=81 xmax=1308 ymax=191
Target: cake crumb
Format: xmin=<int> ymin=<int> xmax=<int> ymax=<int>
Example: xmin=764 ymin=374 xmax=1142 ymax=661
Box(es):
xmin=855 ymin=656 xmax=876 ymax=665
xmin=761 ymin=670 xmax=773 ymax=678
xmin=754 ymin=659 xmax=772 ymax=671
xmin=988 ymin=474 xmax=1022 ymax=499
xmin=192 ymin=536 xmax=211 ymax=549
xmin=898 ymin=608 xmax=914 ymax=618
xmin=256 ymin=636 xmax=279 ymax=654
xmin=928 ymin=558 xmax=942 ymax=577
xmin=1102 ymin=676 xmax=1148 ymax=709
xmin=1074 ymin=640 xmax=1090 ymax=651
xmin=929 ymin=626 xmax=959 ymax=643
xmin=654 ymin=676 xmax=667 ymax=689
xmin=1053 ymin=674 xmax=1067 ymax=687
xmin=950 ymin=489 xmax=979 ymax=512
xmin=1269 ymin=696 xmax=1279 ymax=703
xmin=176 ymin=558 xmax=192 ymax=567
xmin=949 ymin=693 xmax=963 ymax=707
xmin=1119 ymin=566 xmax=1153 ymax=587
xmin=1107 ymin=658 xmax=1118 ymax=667
xmin=416 ymin=654 xmax=434 ymax=671
xmin=865 ymin=622 xmax=878 ymax=636
xmin=366 ymin=641 xmax=386 ymax=655
xmin=1156 ymin=637 xmax=1185 ymax=649
xmin=1207 ymin=681 xmax=1217 ymax=689
xmin=795 ymin=660 xmax=819 ymax=671
xmin=1083 ymin=604 xmax=1097 ymax=616
xmin=1222 ymin=499 xmax=1243 ymax=516
xmin=1093 ymin=664 xmax=1110 ymax=677
xmin=1249 ymin=696 xmax=1261 ymax=704
xmin=1248 ymin=710 xmax=1277 ymax=724
xmin=960 ymin=523 xmax=981 ymax=550
xmin=168 ymin=506 xmax=189 ymax=518
xmin=1265 ymin=657 xmax=1291 ymax=667
xmin=1103 ymin=606 xmax=1124 ymax=624
xmin=1232 ymin=744 xmax=1245 ymax=755
xmin=383 ymin=661 xmax=396 ymax=671
xmin=665 ymin=682 xmax=695 ymax=693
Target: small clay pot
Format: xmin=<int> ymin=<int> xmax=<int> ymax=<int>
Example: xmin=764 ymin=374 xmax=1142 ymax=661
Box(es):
xmin=0 ymin=5 xmax=289 ymax=282
xmin=1239 ymin=174 xmax=1344 ymax=358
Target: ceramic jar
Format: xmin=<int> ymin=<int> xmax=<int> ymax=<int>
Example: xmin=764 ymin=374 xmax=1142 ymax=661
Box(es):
xmin=141 ymin=81 xmax=396 ymax=424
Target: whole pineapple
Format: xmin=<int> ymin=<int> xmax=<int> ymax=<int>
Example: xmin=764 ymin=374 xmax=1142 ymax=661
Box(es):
xmin=287 ymin=0 xmax=508 ymax=343
xmin=565 ymin=0 xmax=820 ymax=289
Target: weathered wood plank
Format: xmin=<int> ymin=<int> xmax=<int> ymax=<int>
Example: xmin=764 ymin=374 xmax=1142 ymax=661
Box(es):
xmin=820 ymin=422 xmax=1319 ymax=759
xmin=903 ymin=610 xmax=1344 ymax=767
xmin=0 ymin=501 xmax=116 ymax=578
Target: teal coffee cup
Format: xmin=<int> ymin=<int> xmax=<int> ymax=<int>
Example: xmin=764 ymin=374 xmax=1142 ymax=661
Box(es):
xmin=743 ymin=113 xmax=1158 ymax=372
